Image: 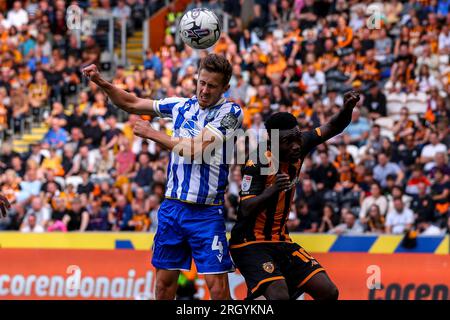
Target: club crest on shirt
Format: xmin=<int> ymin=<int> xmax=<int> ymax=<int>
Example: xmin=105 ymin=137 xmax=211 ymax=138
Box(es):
xmin=220 ymin=113 xmax=238 ymax=130
xmin=241 ymin=175 xmax=252 ymax=192
xmin=262 ymin=262 xmax=274 ymax=274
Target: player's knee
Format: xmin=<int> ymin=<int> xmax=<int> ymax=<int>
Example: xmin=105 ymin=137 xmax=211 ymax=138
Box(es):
xmin=265 ymin=290 xmax=290 ymax=300
xmin=264 ymin=281 xmax=290 ymax=300
xmin=155 ymin=279 xmax=176 ymax=300
xmin=323 ymin=285 xmax=339 ymax=301
xmin=209 ymin=281 xmax=230 ymax=300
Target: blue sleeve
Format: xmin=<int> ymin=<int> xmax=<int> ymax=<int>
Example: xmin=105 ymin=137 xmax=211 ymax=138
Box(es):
xmin=154 ymin=97 xmax=187 ymax=118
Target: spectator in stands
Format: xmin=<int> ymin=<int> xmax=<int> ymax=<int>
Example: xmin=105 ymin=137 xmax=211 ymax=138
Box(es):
xmin=396 ymin=134 xmax=422 ymax=171
xmin=329 ymin=208 xmax=364 ymax=235
xmin=430 ymin=168 xmax=450 ymax=225
xmin=86 ymin=197 xmax=110 ymax=231
xmin=43 ymin=118 xmax=69 ymax=149
xmin=364 ymin=82 xmax=387 ymax=120
xmin=109 ymin=194 xmax=133 ymax=231
xmin=101 ymin=114 xmax=122 ymax=151
xmin=143 ymin=49 xmax=163 ymax=78
xmin=63 ymin=197 xmax=89 ymax=232
xmin=132 ymin=152 xmax=154 ymax=193
xmin=318 ymin=204 xmax=339 ymax=233
xmin=416 ymin=217 xmax=445 ymax=236
xmin=387 ymin=185 xmax=413 ymax=213
xmin=359 ymin=182 xmax=388 ymax=223
xmin=129 ymin=206 xmax=151 ymax=232
xmin=364 ymin=204 xmax=385 ymax=234
xmin=392 ymin=107 xmax=415 ymax=143
xmin=7 ymin=1 xmax=29 ymax=28
xmin=411 ymin=182 xmax=436 ymax=223
xmin=16 ymin=168 xmax=42 ymax=203
xmin=343 ymin=108 xmax=370 ymax=147
xmin=420 ymin=131 xmax=448 ymax=164
xmin=301 ymin=63 xmax=325 ymax=95
xmin=373 ymin=152 xmax=405 ymax=188
xmin=311 ymin=151 xmax=339 ymax=191
xmin=20 ymin=196 xmax=50 ymax=231
xmin=299 ymin=179 xmax=323 ymax=219
xmin=76 ymin=170 xmax=95 ymax=196
xmin=20 ymin=213 xmax=44 ymax=233
xmin=148 ymin=194 xmax=160 ymax=232
xmin=68 ymin=144 xmax=96 ymax=176
xmin=91 ymin=146 xmax=115 ymax=184
xmin=291 ymin=201 xmax=319 ymax=233
xmin=405 ymin=165 xmax=431 ymax=195
xmin=428 ymin=152 xmax=450 ymax=178
xmin=28 ymin=70 xmax=49 ymax=120
xmin=47 ymin=197 xmax=68 ymax=232
xmin=82 ymin=116 xmax=103 ymax=149
xmin=385 ymin=197 xmax=415 ymax=234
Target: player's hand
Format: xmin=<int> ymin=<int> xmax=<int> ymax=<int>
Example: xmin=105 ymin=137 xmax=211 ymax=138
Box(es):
xmin=82 ymin=64 xmax=101 ymax=83
xmin=343 ymin=90 xmax=360 ymax=109
xmin=273 ymin=174 xmax=291 ymax=192
xmin=0 ymin=194 xmax=11 ymax=218
xmin=133 ymin=119 xmax=156 ymax=139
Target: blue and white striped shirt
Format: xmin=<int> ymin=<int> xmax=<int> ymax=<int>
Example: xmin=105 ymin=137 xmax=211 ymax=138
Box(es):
xmin=154 ymin=96 xmax=243 ymax=205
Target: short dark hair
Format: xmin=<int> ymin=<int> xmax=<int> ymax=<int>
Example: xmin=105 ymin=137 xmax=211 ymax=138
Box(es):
xmin=264 ymin=112 xmax=298 ymax=132
xmin=198 ymin=54 xmax=232 ymax=86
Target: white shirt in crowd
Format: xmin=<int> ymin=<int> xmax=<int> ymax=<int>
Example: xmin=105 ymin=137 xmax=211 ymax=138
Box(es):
xmin=421 ymin=224 xmax=444 ymax=236
xmin=7 ymin=8 xmax=28 ymax=28
xmin=302 ymin=70 xmax=325 ymax=94
xmin=359 ymin=195 xmax=389 ymax=219
xmin=421 ymin=143 xmax=448 ymax=160
xmin=385 ymin=207 xmax=415 ymax=234
xmin=23 ymin=207 xmax=51 ymax=229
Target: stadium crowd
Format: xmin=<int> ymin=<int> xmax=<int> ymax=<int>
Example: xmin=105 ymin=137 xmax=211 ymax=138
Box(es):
xmin=0 ymin=0 xmax=449 ymax=237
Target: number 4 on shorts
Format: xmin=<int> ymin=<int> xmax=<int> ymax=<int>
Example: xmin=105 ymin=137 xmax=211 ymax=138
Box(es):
xmin=212 ymin=235 xmax=224 ymax=262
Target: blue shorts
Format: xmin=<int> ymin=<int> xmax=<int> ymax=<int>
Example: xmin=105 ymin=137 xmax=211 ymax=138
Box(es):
xmin=152 ymin=199 xmax=234 ymax=274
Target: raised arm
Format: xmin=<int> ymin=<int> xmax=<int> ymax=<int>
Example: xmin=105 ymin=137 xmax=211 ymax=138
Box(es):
xmin=82 ymin=64 xmax=157 ymax=116
xmin=299 ymin=91 xmax=360 ymax=155
xmin=317 ymin=90 xmax=360 ymax=141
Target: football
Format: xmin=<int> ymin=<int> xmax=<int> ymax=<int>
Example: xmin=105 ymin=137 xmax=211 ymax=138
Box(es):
xmin=178 ymin=8 xmax=221 ymax=50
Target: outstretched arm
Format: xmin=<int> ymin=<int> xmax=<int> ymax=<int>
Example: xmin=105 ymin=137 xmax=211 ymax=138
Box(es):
xmin=82 ymin=64 xmax=157 ymax=116
xmin=317 ymin=90 xmax=360 ymax=141
xmin=299 ymin=91 xmax=360 ymax=155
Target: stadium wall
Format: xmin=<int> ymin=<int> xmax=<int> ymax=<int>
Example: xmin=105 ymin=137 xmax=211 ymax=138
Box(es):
xmin=148 ymin=0 xmax=191 ymax=52
xmin=0 ymin=233 xmax=448 ymax=300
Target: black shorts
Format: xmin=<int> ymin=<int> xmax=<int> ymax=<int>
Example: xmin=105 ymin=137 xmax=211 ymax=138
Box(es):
xmin=230 ymin=242 xmax=325 ymax=300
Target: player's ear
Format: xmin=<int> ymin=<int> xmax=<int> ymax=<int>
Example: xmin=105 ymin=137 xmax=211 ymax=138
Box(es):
xmin=223 ymin=83 xmax=230 ymax=93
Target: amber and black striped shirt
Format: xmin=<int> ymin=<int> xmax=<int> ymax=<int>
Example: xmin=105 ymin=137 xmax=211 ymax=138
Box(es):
xmin=230 ymin=128 xmax=324 ymax=247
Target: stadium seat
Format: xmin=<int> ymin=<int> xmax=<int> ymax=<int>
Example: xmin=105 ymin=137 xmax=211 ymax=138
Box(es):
xmin=374 ymin=117 xmax=394 ymax=129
